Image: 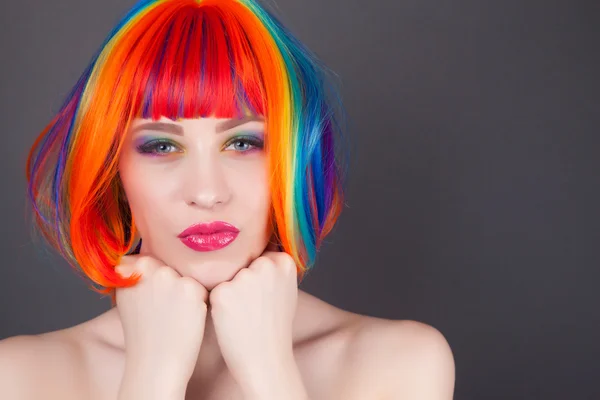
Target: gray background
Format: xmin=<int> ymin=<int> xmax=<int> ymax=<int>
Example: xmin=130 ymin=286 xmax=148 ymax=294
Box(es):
xmin=1 ymin=0 xmax=599 ymax=399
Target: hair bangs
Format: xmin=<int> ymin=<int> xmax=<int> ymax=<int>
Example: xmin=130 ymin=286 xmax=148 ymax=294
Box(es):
xmin=118 ymin=3 xmax=267 ymax=122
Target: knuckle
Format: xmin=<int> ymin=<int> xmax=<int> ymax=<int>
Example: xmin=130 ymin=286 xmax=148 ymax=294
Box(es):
xmin=136 ymin=255 xmax=161 ymax=270
xmin=236 ymin=268 xmax=252 ymax=278
xmin=137 ymin=255 xmax=154 ymax=265
xmin=179 ymin=277 xmax=204 ymax=301
xmin=256 ymin=259 xmax=270 ymax=269
xmin=252 ymin=257 xmax=272 ymax=270
xmin=210 ymin=283 xmax=229 ymax=302
xmin=154 ymin=265 xmax=177 ymax=281
xmin=263 ymin=259 xmax=278 ymax=274
xmin=283 ymin=258 xmax=296 ymax=273
xmin=281 ymin=252 xmax=295 ymax=264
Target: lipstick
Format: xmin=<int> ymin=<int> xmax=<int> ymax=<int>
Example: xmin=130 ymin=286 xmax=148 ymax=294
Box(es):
xmin=177 ymin=221 xmax=239 ymax=252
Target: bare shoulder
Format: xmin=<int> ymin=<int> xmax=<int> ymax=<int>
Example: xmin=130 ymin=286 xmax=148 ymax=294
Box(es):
xmin=342 ymin=316 xmax=456 ymax=399
xmin=0 ymin=329 xmax=88 ymax=400
xmin=304 ymin=290 xmax=455 ymax=399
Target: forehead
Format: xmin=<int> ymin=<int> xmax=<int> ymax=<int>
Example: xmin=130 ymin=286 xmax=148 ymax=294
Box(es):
xmin=128 ymin=115 xmax=266 ymax=135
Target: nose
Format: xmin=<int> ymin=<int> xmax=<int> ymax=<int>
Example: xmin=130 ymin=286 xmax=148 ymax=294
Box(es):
xmin=182 ymin=154 xmax=231 ymax=210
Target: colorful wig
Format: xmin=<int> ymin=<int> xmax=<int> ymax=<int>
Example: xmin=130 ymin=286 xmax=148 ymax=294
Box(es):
xmin=26 ymin=0 xmax=349 ymax=302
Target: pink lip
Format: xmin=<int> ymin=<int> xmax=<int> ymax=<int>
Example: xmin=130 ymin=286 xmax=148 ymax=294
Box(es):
xmin=178 ymin=221 xmax=240 ymax=252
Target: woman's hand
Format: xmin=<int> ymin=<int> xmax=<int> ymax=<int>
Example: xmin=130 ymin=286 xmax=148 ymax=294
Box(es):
xmin=114 ymin=254 xmax=210 ymax=399
xmin=208 ymin=249 xmax=300 ymax=392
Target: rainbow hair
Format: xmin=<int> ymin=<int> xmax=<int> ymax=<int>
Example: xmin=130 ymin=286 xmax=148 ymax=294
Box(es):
xmin=26 ymin=0 xmax=349 ymax=302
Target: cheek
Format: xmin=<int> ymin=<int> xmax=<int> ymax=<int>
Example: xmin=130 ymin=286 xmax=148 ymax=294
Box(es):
xmin=118 ymin=157 xmax=174 ymax=225
xmin=120 ymin=152 xmax=177 ymax=198
xmin=231 ymin=161 xmax=271 ymax=223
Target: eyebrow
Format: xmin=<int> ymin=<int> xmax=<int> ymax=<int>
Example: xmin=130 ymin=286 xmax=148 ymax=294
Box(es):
xmin=130 ymin=116 xmax=265 ymax=136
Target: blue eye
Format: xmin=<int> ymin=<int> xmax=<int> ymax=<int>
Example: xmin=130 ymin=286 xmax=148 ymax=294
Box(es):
xmin=135 ymin=135 xmax=264 ymax=156
xmin=136 ymin=139 xmax=181 ymax=156
xmin=223 ymin=135 xmax=264 ymax=153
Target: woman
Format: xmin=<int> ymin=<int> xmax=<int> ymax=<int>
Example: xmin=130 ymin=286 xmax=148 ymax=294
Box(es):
xmin=1 ymin=0 xmax=455 ymax=398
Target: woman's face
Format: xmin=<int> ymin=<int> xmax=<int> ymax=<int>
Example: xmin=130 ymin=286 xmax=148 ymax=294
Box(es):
xmin=118 ymin=115 xmax=273 ymax=291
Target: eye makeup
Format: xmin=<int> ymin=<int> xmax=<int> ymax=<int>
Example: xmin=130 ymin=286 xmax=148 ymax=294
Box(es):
xmin=133 ymin=131 xmax=265 ymax=157
xmin=134 ymin=135 xmax=181 ymax=156
xmin=222 ymin=132 xmax=264 ymax=153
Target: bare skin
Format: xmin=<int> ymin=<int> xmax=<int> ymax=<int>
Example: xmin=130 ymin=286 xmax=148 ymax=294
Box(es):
xmin=0 ymin=289 xmax=455 ymax=399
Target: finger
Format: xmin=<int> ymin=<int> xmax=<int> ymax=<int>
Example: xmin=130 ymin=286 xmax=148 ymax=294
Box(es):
xmin=260 ymin=251 xmax=297 ymax=274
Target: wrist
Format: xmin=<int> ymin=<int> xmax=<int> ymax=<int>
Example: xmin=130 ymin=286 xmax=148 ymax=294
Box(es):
xmin=238 ymin=352 xmax=307 ymax=400
xmin=118 ymin=375 xmax=187 ymax=400
xmin=119 ymin=357 xmax=189 ymax=400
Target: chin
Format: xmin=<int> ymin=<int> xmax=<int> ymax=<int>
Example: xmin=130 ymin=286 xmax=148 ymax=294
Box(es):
xmin=181 ymin=259 xmax=247 ymax=291
xmin=141 ymin=236 xmax=269 ymax=289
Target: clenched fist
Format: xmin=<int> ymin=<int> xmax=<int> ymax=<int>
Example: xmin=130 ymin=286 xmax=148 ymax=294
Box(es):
xmin=114 ymin=254 xmax=209 ymax=398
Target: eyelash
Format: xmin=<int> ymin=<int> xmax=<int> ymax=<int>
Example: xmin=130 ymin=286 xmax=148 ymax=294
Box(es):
xmin=136 ymin=135 xmax=264 ymax=156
